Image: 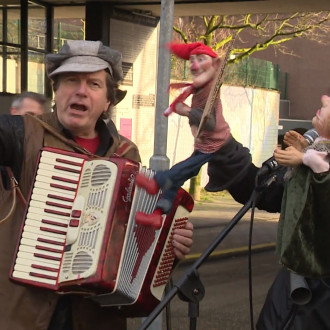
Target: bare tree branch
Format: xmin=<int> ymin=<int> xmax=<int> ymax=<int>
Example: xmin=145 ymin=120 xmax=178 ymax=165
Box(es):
xmin=172 ymin=11 xmax=330 ymax=63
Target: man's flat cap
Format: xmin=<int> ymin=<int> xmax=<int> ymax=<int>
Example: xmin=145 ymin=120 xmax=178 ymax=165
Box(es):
xmin=46 ymin=40 xmax=123 ymax=82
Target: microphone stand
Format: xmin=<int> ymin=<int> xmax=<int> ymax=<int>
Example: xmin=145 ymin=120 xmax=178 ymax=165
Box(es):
xmin=139 ymin=185 xmax=264 ymax=330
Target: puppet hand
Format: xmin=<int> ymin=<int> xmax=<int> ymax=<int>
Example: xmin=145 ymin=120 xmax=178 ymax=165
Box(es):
xmin=163 ymin=105 xmax=174 ymax=117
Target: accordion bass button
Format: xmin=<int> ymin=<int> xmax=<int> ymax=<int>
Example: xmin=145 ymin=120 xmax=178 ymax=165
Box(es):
xmin=71 ymin=210 xmax=82 ymax=218
xmin=66 ymin=196 xmax=84 ymax=245
xmin=69 ymin=219 xmax=80 ymax=227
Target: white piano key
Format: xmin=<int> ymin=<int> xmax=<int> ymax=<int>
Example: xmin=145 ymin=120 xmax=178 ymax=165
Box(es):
xmin=24 ymin=218 xmax=68 ymax=235
xmin=29 ymin=200 xmax=72 ymax=214
xmin=21 ymin=231 xmax=65 ymax=245
xmin=26 ymin=212 xmax=69 ymax=227
xmin=15 ymin=256 xmax=60 ymax=271
xmin=12 ymin=270 xmax=57 ymax=286
xmin=18 ymin=244 xmax=63 ymax=260
xmin=33 ymin=181 xmax=77 ymax=197
xmin=37 ymin=168 xmax=80 ymax=181
xmin=40 ymin=151 xmax=85 ymax=165
xmin=38 ymin=162 xmax=82 ymax=175
xmin=31 ymin=187 xmax=75 ymax=201
xmin=14 ymin=263 xmax=58 ymax=278
xmin=30 ymin=192 xmax=74 ymax=207
xmin=20 ymin=237 xmax=64 ymax=253
xmin=35 ymin=173 xmax=79 ymax=191
xmin=23 ymin=225 xmax=67 ymax=241
xmin=16 ymin=251 xmax=61 ymax=267
xmin=27 ymin=206 xmax=71 ymax=220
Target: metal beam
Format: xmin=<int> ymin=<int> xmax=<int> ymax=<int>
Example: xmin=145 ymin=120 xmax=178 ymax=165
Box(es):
xmin=149 ymin=0 xmax=174 ymax=171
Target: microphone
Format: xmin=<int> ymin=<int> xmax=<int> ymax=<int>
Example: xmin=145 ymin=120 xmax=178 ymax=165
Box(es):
xmin=257 ymin=156 xmax=280 ymax=177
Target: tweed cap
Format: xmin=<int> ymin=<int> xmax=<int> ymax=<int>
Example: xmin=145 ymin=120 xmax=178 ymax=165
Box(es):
xmin=46 ymin=40 xmax=123 ymax=82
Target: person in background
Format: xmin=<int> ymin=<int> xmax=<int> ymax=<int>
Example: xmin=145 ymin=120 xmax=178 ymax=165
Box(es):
xmin=283 ymin=96 xmax=330 ymax=151
xmin=0 ymin=40 xmax=193 ymax=330
xmin=1 ymin=91 xmax=47 ymax=191
xmin=10 ymin=91 xmax=47 ymax=115
xmin=220 ymin=94 xmax=330 ymax=329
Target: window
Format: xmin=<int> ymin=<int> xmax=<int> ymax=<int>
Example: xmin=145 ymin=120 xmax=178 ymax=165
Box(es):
xmin=0 ymin=1 xmax=85 ymax=96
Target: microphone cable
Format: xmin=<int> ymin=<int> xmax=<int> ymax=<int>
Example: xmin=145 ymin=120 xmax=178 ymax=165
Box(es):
xmin=248 ymin=195 xmax=257 ymax=330
xmin=247 ymin=160 xmax=280 ymax=330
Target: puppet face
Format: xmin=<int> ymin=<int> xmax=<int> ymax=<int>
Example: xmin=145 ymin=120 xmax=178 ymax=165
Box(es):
xmin=189 ymin=54 xmax=218 ymax=88
xmin=312 ymin=95 xmax=330 ymax=139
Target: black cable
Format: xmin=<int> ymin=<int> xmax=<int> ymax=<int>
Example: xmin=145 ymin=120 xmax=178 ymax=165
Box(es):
xmin=165 ymin=279 xmax=173 ymax=330
xmin=248 ymin=198 xmax=256 ymax=330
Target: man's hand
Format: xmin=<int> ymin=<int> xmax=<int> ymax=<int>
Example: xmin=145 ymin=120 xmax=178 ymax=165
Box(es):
xmin=283 ymin=130 xmax=308 ymax=151
xmin=172 ymin=221 xmax=194 ymax=260
xmin=274 ymin=146 xmax=304 ymax=167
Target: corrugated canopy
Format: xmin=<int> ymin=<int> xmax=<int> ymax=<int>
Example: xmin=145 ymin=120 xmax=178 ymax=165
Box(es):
xmin=3 ymin=0 xmax=330 ymax=17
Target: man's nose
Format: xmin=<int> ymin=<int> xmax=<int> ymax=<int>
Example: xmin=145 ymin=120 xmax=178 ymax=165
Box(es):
xmin=76 ymin=81 xmax=88 ymax=94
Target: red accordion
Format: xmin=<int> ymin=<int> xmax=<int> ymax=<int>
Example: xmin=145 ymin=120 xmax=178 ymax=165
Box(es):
xmin=10 ymin=147 xmax=194 ymax=315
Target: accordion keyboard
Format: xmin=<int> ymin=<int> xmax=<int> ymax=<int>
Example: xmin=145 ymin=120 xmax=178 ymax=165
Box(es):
xmin=11 ymin=150 xmax=85 ymax=287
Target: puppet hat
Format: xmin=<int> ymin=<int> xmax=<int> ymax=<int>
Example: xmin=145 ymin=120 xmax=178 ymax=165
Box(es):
xmin=167 ymin=42 xmax=218 ymax=60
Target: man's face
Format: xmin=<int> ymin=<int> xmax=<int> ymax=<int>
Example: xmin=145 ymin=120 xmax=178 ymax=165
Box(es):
xmin=312 ymin=95 xmax=330 ymax=138
xmin=11 ymin=98 xmax=44 ymax=116
xmin=189 ymin=54 xmax=218 ymax=88
xmin=54 ymin=70 xmax=110 ymax=138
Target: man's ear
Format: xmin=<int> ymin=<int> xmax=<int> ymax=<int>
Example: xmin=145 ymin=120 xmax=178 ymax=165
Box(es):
xmin=10 ymin=107 xmax=17 ymax=115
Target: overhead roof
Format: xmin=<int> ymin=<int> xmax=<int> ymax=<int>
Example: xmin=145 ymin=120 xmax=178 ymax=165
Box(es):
xmin=3 ymin=0 xmax=330 ymax=17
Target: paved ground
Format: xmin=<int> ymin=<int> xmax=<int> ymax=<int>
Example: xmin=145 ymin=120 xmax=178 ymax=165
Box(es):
xmin=187 ymin=192 xmax=279 ymax=258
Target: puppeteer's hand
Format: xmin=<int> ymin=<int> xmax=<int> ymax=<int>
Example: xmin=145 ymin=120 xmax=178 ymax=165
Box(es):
xmin=274 ymin=146 xmax=304 ymax=167
xmin=172 ymin=221 xmax=194 ymax=260
xmin=283 ymin=130 xmax=308 ymax=151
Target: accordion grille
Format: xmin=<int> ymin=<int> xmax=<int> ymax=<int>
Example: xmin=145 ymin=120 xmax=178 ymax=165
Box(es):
xmin=91 ymin=164 xmax=112 ymax=186
xmin=72 ymin=251 xmax=94 ymax=274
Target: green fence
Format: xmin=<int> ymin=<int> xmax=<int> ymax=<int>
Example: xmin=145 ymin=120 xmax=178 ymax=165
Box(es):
xmin=171 ymin=56 xmax=288 ymax=95
xmin=223 ymin=57 xmax=280 ymax=91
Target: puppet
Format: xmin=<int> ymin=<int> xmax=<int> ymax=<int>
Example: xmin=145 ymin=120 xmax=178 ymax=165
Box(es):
xmin=134 ymin=42 xmax=234 ymax=228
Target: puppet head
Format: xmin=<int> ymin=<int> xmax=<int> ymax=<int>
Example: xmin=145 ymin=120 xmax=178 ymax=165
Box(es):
xmin=312 ymin=94 xmax=330 ymax=139
xmin=167 ymin=42 xmax=220 ymax=88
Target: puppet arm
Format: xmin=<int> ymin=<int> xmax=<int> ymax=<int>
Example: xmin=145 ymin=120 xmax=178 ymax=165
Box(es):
xmin=163 ymin=84 xmax=194 ymax=117
xmin=188 ymin=108 xmax=216 ymax=131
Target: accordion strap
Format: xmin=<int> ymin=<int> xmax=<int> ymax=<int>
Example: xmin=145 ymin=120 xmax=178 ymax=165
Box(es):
xmin=33 ymin=115 xmax=134 ymax=159
xmin=114 ymin=140 xmax=135 ymax=157
xmin=0 ymin=167 xmax=26 ymax=225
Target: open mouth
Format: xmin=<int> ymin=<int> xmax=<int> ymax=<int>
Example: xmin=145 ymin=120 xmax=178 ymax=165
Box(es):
xmin=70 ymin=103 xmax=87 ymax=111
